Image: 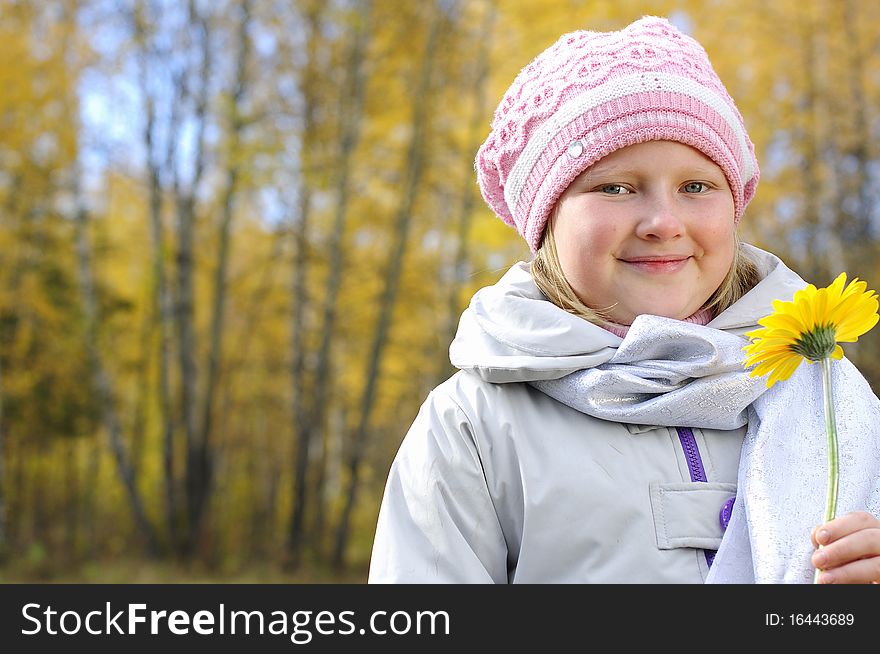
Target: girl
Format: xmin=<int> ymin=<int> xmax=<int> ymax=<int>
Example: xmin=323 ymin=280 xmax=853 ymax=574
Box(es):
xmin=368 ymin=16 xmax=880 ymax=583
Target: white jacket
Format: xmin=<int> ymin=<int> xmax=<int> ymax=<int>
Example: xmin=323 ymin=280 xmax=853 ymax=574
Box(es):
xmin=368 ymin=246 xmax=811 ymax=583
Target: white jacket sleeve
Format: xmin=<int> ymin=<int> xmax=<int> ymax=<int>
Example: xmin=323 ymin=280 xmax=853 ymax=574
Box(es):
xmin=368 ymin=386 xmax=509 ymax=583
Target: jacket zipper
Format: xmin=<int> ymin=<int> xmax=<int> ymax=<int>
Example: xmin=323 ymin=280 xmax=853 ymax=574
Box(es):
xmin=675 ymin=427 xmax=715 ymax=568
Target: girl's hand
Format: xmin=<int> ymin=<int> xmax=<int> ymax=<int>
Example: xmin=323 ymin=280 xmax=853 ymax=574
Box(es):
xmin=811 ymin=511 xmax=880 ymax=584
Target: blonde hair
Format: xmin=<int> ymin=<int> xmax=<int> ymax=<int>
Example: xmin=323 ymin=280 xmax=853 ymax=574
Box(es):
xmin=531 ymin=213 xmax=760 ymax=326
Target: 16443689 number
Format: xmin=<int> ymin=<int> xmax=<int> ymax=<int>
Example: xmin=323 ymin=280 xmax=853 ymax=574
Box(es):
xmin=790 ymin=614 xmax=854 ymax=626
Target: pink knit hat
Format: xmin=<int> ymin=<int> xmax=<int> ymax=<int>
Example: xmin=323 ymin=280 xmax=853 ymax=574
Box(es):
xmin=476 ymin=16 xmax=760 ymax=253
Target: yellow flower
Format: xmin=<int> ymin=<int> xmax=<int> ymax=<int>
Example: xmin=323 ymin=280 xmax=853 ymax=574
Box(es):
xmin=743 ymin=272 xmax=880 ymax=388
xmin=743 ymin=271 xmax=879 ymax=583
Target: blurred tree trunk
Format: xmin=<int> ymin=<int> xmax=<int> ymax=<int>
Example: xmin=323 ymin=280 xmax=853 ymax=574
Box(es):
xmin=63 ymin=439 xmax=78 ymax=561
xmin=57 ymin=0 xmax=161 ymax=557
xmin=129 ymin=301 xmax=151 ymax=482
xmin=73 ymin=176 xmax=160 ymax=557
xmin=0 ymin=354 xmax=6 ymax=561
xmin=839 ymin=0 xmax=878 ymax=374
xmin=333 ymin=2 xmax=441 ymax=569
xmin=312 ymin=404 xmax=346 ymax=555
xmin=439 ymin=1 xmax=495 ymax=382
xmin=175 ymin=0 xmax=210 ymax=554
xmin=288 ymin=0 xmax=372 ymax=568
xmin=841 ymin=0 xmax=872 ymax=247
xmin=198 ymin=0 xmax=253 ymax=555
xmin=82 ymin=436 xmax=101 ymax=556
xmin=132 ymin=0 xmax=179 ymax=550
xmin=794 ymin=8 xmax=826 ymax=283
xmin=286 ymin=1 xmax=318 ymax=568
xmin=32 ymin=464 xmax=46 ymax=549
xmin=0 ymin=180 xmax=13 ymax=560
xmin=824 ymin=5 xmax=861 ymax=279
xmin=223 ymin=230 xmax=287 ymax=559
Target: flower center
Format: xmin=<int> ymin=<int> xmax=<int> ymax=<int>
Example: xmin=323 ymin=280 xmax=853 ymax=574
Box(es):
xmin=791 ymin=324 xmax=838 ymax=361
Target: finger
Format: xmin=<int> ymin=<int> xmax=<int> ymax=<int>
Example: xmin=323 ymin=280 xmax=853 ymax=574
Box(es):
xmin=812 ymin=527 xmax=880 ymax=571
xmin=815 ymin=556 xmax=880 ymax=584
xmin=814 ymin=511 xmax=880 ymax=546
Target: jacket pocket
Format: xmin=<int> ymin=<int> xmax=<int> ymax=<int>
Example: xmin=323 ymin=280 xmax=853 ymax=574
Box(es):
xmin=649 ymin=481 xmax=736 ymax=550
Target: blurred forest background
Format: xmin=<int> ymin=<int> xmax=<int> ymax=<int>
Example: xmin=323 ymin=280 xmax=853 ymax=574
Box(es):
xmin=2 ymin=0 xmax=880 ymax=582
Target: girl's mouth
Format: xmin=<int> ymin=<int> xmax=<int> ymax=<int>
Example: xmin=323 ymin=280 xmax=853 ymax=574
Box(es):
xmin=620 ymin=256 xmax=691 ymax=273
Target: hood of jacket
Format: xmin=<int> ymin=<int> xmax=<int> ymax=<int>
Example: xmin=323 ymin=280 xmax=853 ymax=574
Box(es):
xmin=449 ymin=244 xmax=808 ymax=383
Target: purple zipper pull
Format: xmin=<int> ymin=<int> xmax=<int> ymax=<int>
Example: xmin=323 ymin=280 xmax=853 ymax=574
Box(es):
xmin=676 ymin=427 xmax=715 ymax=569
xmin=720 ymin=496 xmax=735 ymax=531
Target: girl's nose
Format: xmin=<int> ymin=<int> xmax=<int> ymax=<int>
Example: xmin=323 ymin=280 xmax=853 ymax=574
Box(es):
xmin=635 ymin=195 xmax=684 ymax=240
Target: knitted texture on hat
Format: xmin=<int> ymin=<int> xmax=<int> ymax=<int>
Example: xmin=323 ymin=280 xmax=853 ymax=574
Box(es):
xmin=476 ymin=16 xmax=760 ymax=252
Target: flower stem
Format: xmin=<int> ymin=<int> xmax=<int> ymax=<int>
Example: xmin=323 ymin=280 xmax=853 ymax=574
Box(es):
xmin=814 ymin=356 xmax=839 ymax=584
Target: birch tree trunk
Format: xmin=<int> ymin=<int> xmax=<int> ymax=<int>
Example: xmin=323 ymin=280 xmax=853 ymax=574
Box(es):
xmin=175 ymin=0 xmax=210 ymax=553
xmin=198 ymin=0 xmax=253 ymax=553
xmin=795 ymin=9 xmax=827 ymax=283
xmin=0 ymin=353 xmax=6 ymax=561
xmin=841 ymin=0 xmax=872 ymax=246
xmin=133 ymin=0 xmax=179 ymax=549
xmin=288 ymin=0 xmax=372 ymax=568
xmin=73 ymin=179 xmax=160 ymax=556
xmin=63 ymin=439 xmax=79 ymax=561
xmin=59 ymin=1 xmax=161 ymax=556
xmin=333 ymin=3 xmax=441 ymax=569
xmin=839 ymin=0 xmax=877 ymax=373
xmin=439 ymin=1 xmax=495 ymax=382
xmin=286 ymin=2 xmax=317 ymax=565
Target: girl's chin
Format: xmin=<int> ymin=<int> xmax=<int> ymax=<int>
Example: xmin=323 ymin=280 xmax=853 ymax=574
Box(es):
xmin=611 ymin=305 xmax=701 ymax=324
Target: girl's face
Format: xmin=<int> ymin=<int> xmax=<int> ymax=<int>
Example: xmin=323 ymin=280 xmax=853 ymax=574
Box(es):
xmin=552 ymin=140 xmax=736 ymax=325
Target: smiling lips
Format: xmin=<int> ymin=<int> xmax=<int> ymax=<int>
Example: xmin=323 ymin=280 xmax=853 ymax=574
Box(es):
xmin=620 ymin=255 xmax=692 ymax=274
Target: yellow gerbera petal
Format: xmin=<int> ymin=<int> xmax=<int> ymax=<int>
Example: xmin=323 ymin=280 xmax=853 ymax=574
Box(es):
xmin=744 ymin=335 xmax=789 ymax=350
xmin=827 ymin=272 xmax=847 ymax=301
xmin=759 ymin=312 xmax=811 ymax=334
xmin=835 ymin=294 xmax=880 ymax=341
xmin=765 ymin=354 xmax=804 ymax=388
xmin=751 ymin=351 xmax=801 ymax=377
xmin=837 ymin=311 xmax=879 ymax=342
xmin=798 ymin=284 xmax=822 ymax=325
xmin=743 ymin=272 xmax=879 ymax=386
xmin=825 ymin=289 xmax=869 ymax=328
xmin=745 ymin=344 xmax=799 ymax=369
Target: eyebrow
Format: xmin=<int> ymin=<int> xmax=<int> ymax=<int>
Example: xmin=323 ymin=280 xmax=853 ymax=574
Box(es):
xmin=580 ymin=163 xmax=725 ymax=181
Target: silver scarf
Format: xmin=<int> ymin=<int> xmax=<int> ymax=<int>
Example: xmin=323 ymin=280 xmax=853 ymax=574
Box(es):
xmin=531 ymin=315 xmax=766 ymax=430
xmin=532 ymin=316 xmax=880 ymax=583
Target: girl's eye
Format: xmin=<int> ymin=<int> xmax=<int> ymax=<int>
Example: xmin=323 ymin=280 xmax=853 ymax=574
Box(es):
xmin=599 ymin=184 xmax=630 ymax=195
xmin=682 ymin=182 xmax=709 ymax=193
